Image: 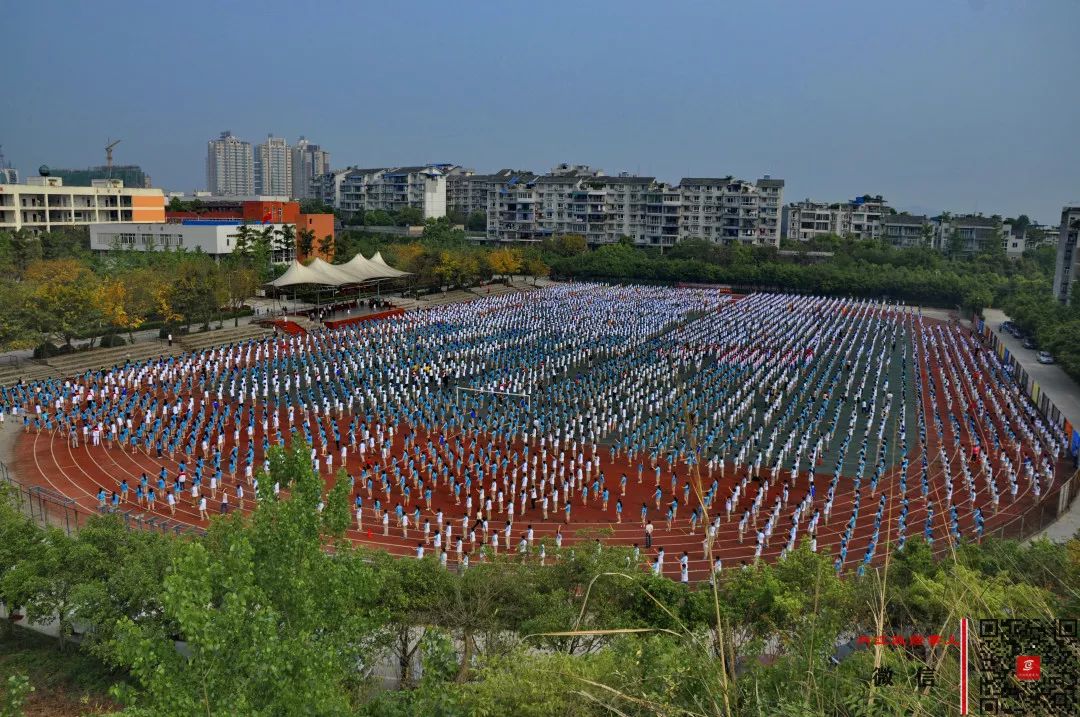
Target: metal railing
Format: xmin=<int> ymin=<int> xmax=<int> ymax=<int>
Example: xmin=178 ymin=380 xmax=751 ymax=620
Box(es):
xmin=0 ymin=458 xmax=203 ymax=538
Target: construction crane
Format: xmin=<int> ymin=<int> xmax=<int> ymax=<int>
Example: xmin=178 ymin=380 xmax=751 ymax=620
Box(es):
xmin=105 ymin=138 xmax=121 ymax=178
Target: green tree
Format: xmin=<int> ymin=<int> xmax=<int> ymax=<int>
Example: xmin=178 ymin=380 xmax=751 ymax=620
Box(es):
xmin=167 ymin=257 xmax=225 ymax=330
xmin=23 ymin=259 xmax=102 ymax=347
xmin=297 ymin=228 xmax=316 ymax=261
xmin=465 ymin=211 xmax=487 ymax=232
xmin=544 ymin=234 xmax=588 ymax=257
xmin=396 ymin=206 xmax=424 ymax=226
xmin=274 ymin=223 xmax=296 ymax=263
xmin=318 ymin=234 xmax=334 ymax=260
xmin=298 ymin=198 xmax=335 ymax=214
xmin=111 ymin=442 xmax=383 ymax=715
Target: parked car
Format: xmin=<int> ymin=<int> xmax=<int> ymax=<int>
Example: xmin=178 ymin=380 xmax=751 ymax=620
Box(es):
xmin=1022 ymin=337 xmax=1038 ymax=350
xmin=1009 ymin=325 xmax=1025 ymax=338
xmin=1037 ymin=351 xmax=1055 ymax=364
xmin=1000 ymin=321 xmax=1013 ymax=333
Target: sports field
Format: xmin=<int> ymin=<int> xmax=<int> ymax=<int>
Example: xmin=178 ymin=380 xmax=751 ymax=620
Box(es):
xmin=6 ymin=283 xmax=1069 ymax=581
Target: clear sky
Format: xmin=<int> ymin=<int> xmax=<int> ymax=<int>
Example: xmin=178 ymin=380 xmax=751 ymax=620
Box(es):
xmin=4 ymin=0 xmax=1078 ymax=223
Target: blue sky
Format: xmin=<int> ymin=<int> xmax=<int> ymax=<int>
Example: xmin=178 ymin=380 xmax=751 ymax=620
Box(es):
xmin=4 ymin=0 xmax=1078 ymax=223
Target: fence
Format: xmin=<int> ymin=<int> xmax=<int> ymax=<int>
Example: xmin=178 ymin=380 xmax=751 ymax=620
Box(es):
xmin=981 ymin=469 xmax=1080 ymax=541
xmin=0 ymin=459 xmax=203 ymax=539
xmin=975 ymin=317 xmax=1080 ymax=460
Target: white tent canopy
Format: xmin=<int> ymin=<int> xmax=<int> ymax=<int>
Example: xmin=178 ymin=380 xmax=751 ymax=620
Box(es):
xmin=339 ymin=253 xmax=399 ymax=282
xmin=268 ymin=254 xmax=410 ymax=287
xmin=369 ymin=251 xmax=410 ymax=278
xmin=269 ymin=260 xmax=348 ymax=287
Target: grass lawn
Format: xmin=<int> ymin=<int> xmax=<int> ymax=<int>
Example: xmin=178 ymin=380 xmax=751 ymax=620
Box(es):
xmin=0 ymin=625 xmax=124 ymax=716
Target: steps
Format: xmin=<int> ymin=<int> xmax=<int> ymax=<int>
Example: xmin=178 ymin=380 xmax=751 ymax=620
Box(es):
xmin=177 ymin=324 xmax=273 ymax=353
xmin=0 ymin=362 xmax=56 ymax=386
xmin=386 ymin=297 xmax=422 ymax=311
xmin=43 ymin=340 xmax=172 ymax=376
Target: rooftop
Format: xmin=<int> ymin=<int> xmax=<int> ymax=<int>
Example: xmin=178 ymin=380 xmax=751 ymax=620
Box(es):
xmin=884 ymin=214 xmax=929 ymax=226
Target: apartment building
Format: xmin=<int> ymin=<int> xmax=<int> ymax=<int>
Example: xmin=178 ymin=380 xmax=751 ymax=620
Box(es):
xmin=786 ymin=200 xmax=836 ymax=242
xmin=935 ymin=215 xmax=1006 ymax=254
xmin=678 ymin=177 xmax=783 ymax=245
xmin=0 ymin=176 xmax=165 ymax=232
xmin=882 ymin=214 xmax=931 ymax=248
xmin=206 ymin=131 xmax=254 ymax=196
xmin=484 ymin=169 xmax=783 ymax=246
xmin=255 ymin=135 xmax=292 ymax=197
xmin=838 ymin=196 xmax=887 ymax=240
xmin=291 ymin=137 xmax=330 ymax=200
xmin=325 ymin=165 xmax=447 ymax=220
xmin=1052 ymin=205 xmax=1080 ymax=304
xmin=786 ymin=195 xmax=889 ymax=242
xmin=447 ymin=168 xmax=530 ymax=217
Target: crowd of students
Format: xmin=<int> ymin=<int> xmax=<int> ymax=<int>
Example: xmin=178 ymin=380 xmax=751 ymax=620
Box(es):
xmin=2 ymin=283 xmax=1066 ymax=581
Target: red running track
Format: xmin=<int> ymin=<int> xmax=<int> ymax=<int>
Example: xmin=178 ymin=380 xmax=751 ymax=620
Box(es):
xmin=10 ymin=320 xmax=1064 ymax=582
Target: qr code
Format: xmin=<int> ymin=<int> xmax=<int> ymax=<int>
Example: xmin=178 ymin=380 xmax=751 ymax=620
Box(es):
xmin=976 ymin=619 xmax=1079 ymax=715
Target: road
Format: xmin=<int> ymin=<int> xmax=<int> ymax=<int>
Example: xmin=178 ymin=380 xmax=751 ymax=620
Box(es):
xmin=983 ymin=308 xmax=1080 ymax=542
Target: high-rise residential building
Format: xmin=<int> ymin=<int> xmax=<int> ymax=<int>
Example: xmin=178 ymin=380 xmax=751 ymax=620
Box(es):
xmin=786 ymin=195 xmax=890 ymax=242
xmin=483 ymin=168 xmax=783 ymax=246
xmin=322 ymin=165 xmax=448 ymax=220
xmin=290 ymin=137 xmax=329 ymax=200
xmin=1052 ymin=205 xmax=1080 ymax=304
xmin=206 ymin=131 xmax=254 ymax=196
xmin=0 ymin=175 xmax=165 ymax=232
xmin=255 ymin=135 xmax=292 ymax=197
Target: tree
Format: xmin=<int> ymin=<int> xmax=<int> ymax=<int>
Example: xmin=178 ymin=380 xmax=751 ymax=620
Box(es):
xmin=544 ymin=234 xmax=588 ymax=257
xmin=318 ymin=234 xmax=334 ymax=261
xmin=1011 ymin=214 xmax=1031 ymax=237
xmin=95 ymin=277 xmax=146 ymax=340
xmin=368 ymin=210 xmax=396 ymax=227
xmin=0 ymin=230 xmax=43 ymax=278
xmin=221 ymin=259 xmax=260 ymax=326
xmin=396 ymin=206 xmax=424 ymax=227
xmin=0 ymin=280 xmax=40 ymax=351
xmin=0 ymin=526 xmax=82 ymax=650
xmin=446 ymin=207 xmax=467 ymax=225
xmin=487 ymin=247 xmax=523 ymax=278
xmin=274 ymin=223 xmax=296 ymax=263
xmin=522 ymin=253 xmax=550 ymax=284
xmin=466 ymin=211 xmax=487 ymax=232
xmin=24 ymin=259 xmax=102 ymax=347
xmin=298 ymin=198 xmax=334 ymax=215
xmin=297 ymin=228 xmax=316 ymax=262
xmin=110 ymin=442 xmax=383 ymax=715
xmin=167 ymin=257 xmax=225 ymax=330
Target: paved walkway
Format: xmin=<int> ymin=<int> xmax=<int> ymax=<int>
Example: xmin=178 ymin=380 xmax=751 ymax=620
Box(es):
xmin=983 ymin=309 xmax=1080 ymax=542
xmin=0 ymin=298 xmax=317 ymax=367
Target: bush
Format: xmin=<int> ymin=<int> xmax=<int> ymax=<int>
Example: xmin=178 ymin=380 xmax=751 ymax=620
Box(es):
xmin=32 ymin=342 xmax=75 ymax=360
xmin=99 ymin=334 xmax=127 ymax=348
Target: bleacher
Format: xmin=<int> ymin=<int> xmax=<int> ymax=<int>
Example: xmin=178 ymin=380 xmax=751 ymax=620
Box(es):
xmin=417 ymin=289 xmax=479 ymax=307
xmin=43 ymin=340 xmax=172 ymax=376
xmin=177 ymin=324 xmax=272 ymax=353
xmin=0 ymin=362 xmax=56 ymax=386
xmin=470 ymin=283 xmax=519 ymax=299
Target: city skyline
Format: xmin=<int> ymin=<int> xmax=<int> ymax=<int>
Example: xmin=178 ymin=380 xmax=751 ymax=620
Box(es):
xmin=4 ymin=1 xmax=1079 ymax=223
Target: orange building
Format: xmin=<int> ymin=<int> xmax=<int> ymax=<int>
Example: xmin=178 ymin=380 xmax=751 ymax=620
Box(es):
xmin=297 ymin=213 xmax=336 ymax=261
xmin=242 ymin=200 xmax=300 ymax=224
